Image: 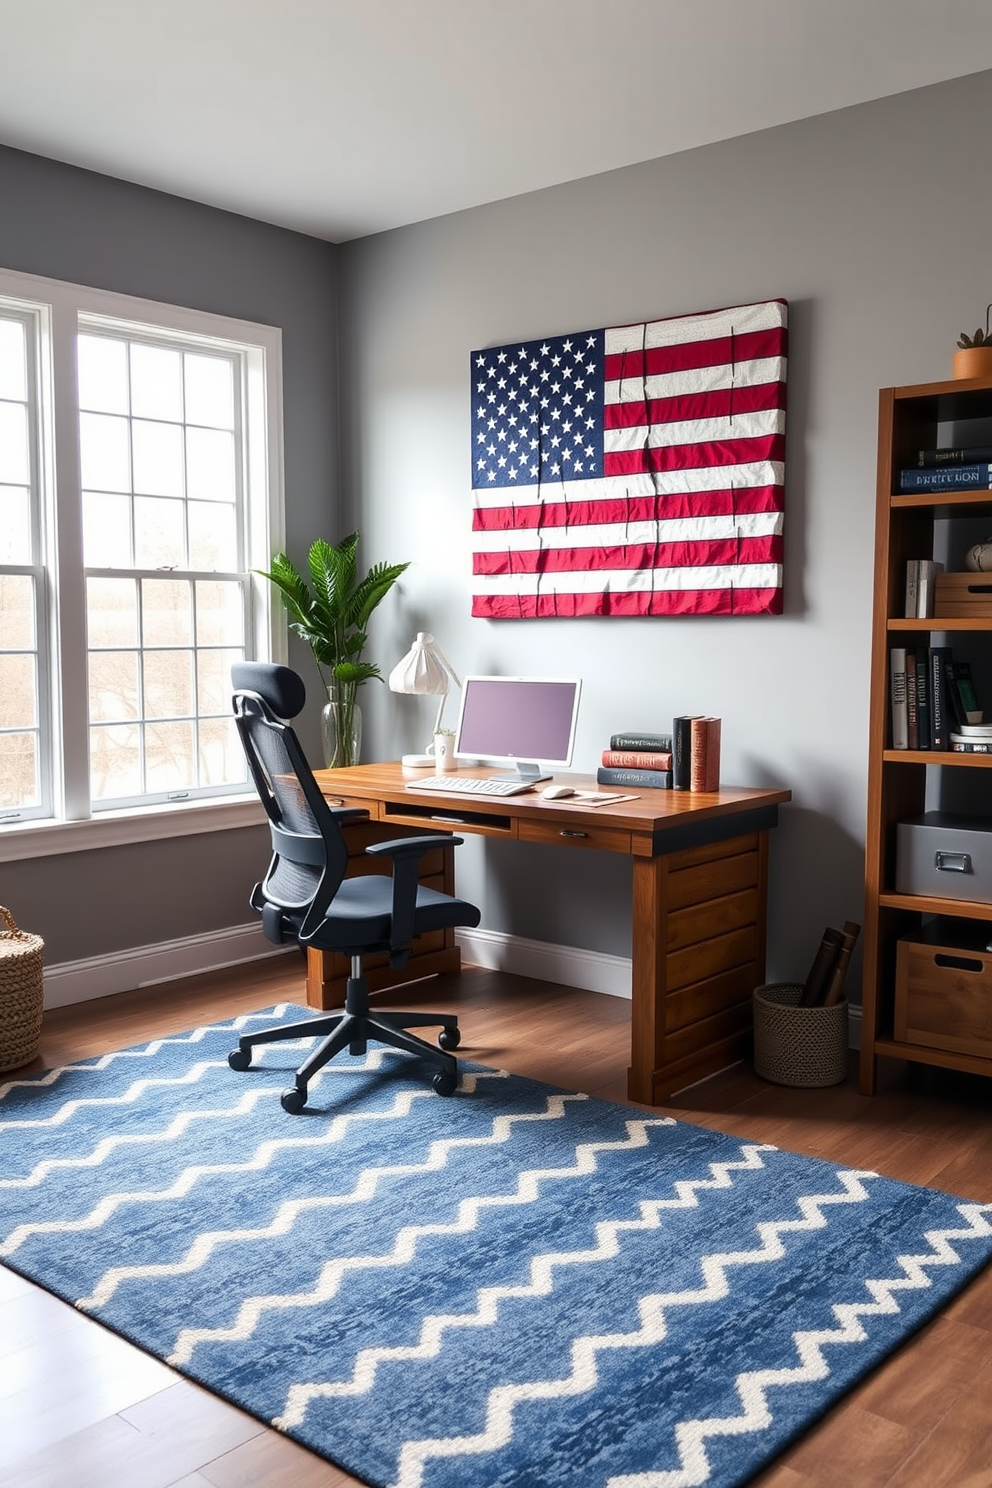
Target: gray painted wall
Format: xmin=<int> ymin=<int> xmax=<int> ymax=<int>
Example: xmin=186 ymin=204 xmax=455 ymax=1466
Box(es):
xmin=0 ymin=145 xmax=340 ymax=963
xmin=338 ymin=71 xmax=992 ymax=994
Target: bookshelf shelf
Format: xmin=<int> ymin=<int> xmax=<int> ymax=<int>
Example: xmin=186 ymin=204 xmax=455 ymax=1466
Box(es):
xmin=886 ymin=618 xmax=992 ymax=633
xmin=861 ymin=376 xmax=992 ymax=1094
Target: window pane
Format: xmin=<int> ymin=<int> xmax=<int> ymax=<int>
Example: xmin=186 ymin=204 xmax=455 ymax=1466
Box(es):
xmin=188 ymin=501 xmax=237 ymax=571
xmin=198 ymin=716 xmax=245 ymax=787
xmin=142 ymin=578 xmax=192 ymax=646
xmin=197 ymin=648 xmax=243 ymax=715
xmin=0 ymin=732 xmax=38 ymax=809
xmin=90 ymin=724 xmax=142 ymax=800
xmin=79 ymin=412 xmax=131 ymax=492
xmin=186 ymin=427 xmax=235 ymax=501
xmin=185 ymin=353 xmax=234 ymax=429
xmin=0 ymin=653 xmax=36 ymax=727
xmin=0 ymin=574 xmax=35 ymax=648
xmin=0 ymin=319 xmax=26 ymax=401
xmin=0 ymin=401 xmax=29 ymax=484
xmin=130 ymin=344 xmax=182 ymax=422
xmin=145 ymin=720 xmax=195 ymax=791
xmin=89 ymin=650 xmax=140 ymax=722
xmin=132 ymin=419 xmax=184 ymax=497
xmin=134 ymin=496 xmax=184 ymax=570
xmin=77 ymin=335 xmax=129 ymax=414
xmin=0 ymin=486 xmax=33 ymax=563
xmin=86 ymin=577 xmax=138 ymax=647
xmin=83 ymin=491 xmax=133 ymax=567
xmin=196 ymin=580 xmax=245 ymax=646
xmin=144 ymin=649 xmax=194 ymax=719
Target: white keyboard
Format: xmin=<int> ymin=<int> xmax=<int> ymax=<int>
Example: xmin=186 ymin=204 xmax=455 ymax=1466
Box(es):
xmin=411 ymin=775 xmax=536 ymax=797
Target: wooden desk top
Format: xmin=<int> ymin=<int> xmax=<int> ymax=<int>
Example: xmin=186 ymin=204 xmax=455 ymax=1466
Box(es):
xmin=314 ymin=761 xmax=791 ymax=852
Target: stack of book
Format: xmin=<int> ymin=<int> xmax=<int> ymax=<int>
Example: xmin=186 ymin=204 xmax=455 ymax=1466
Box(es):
xmin=596 ymin=731 xmax=672 ymax=788
xmin=898 ymin=443 xmax=992 ymax=495
xmin=951 ymin=722 xmax=992 ymax=753
xmin=903 ymin=559 xmax=944 ymax=620
xmin=890 ymin=646 xmax=982 ymax=750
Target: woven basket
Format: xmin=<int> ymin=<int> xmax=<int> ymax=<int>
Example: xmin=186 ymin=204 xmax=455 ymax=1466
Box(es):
xmin=0 ymin=906 xmax=45 ymax=1073
xmin=752 ymin=982 xmax=849 ymax=1088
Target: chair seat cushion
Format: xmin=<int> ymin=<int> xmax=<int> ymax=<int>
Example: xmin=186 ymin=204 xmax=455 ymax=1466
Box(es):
xmin=311 ymin=875 xmax=480 ymax=952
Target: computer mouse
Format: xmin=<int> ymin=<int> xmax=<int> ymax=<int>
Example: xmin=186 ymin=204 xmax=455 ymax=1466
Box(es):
xmin=541 ymin=785 xmax=576 ymax=800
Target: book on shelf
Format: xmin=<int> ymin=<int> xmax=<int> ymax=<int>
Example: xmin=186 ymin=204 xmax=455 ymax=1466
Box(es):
xmin=954 ymin=721 xmax=992 ymax=736
xmin=929 ymin=644 xmax=952 ymax=750
xmin=601 ymin=748 xmax=673 ymax=769
xmin=597 ymin=765 xmax=672 ymax=788
xmin=689 ymin=716 xmax=721 ymax=791
xmin=672 ymin=715 xmax=699 ymax=790
xmin=905 ymin=650 xmax=919 ymax=749
xmin=898 ymin=464 xmax=992 ymax=493
xmin=890 ymin=647 xmax=908 ymax=749
xmin=949 ymin=660 xmax=983 ymax=725
xmin=916 ymin=560 xmax=944 ymax=619
xmin=914 ymin=645 xmax=931 ymax=750
xmin=609 ymin=731 xmax=673 ymax=752
xmin=916 ymin=444 xmax=992 ymax=467
xmin=950 ymin=735 xmax=992 ymax=752
xmin=904 ymin=560 xmax=919 ymax=619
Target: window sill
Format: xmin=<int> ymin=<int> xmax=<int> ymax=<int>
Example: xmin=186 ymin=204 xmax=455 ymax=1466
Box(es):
xmin=0 ymin=795 xmax=267 ymax=862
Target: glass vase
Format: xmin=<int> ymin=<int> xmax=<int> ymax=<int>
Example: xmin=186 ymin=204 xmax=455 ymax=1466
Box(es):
xmin=321 ymin=680 xmax=362 ymax=768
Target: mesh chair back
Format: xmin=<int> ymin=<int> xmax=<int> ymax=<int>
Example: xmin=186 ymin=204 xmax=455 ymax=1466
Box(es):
xmin=233 ymin=688 xmax=349 ymax=934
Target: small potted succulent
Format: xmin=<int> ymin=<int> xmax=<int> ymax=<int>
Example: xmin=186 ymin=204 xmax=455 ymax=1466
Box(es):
xmin=954 ymin=307 xmax=992 ymax=379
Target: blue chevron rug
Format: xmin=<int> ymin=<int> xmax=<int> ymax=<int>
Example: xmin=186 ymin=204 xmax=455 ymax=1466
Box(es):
xmin=2 ymin=1004 xmax=990 ymax=1488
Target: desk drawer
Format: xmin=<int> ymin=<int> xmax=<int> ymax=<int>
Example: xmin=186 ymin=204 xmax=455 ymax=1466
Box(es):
xmin=518 ymin=819 xmax=631 ymax=853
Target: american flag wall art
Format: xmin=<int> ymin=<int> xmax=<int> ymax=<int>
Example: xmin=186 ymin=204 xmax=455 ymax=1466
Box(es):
xmin=470 ymin=298 xmax=787 ymax=618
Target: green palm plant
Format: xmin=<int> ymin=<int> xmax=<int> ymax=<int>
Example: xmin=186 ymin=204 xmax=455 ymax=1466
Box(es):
xmin=258 ymin=531 xmax=409 ymax=765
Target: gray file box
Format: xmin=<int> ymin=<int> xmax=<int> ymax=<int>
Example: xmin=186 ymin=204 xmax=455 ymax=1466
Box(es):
xmin=895 ymin=812 xmax=992 ymax=903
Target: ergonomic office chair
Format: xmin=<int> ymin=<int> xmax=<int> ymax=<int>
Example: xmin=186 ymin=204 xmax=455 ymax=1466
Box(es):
xmin=228 ymin=662 xmax=481 ymax=1112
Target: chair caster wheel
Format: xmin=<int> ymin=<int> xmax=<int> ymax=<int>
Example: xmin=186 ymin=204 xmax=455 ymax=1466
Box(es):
xmin=438 ymin=1026 xmax=461 ymax=1051
xmin=228 ymin=1048 xmax=251 ymax=1071
xmin=432 ymin=1069 xmax=458 ymax=1097
xmin=281 ymin=1087 xmax=307 ymax=1114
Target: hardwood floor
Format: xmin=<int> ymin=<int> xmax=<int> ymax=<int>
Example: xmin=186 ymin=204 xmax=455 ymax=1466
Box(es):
xmin=2 ymin=957 xmax=991 ymax=1487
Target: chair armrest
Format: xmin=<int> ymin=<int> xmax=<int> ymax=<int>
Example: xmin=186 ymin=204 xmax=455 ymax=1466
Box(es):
xmin=365 ymin=835 xmax=464 ymax=953
xmin=365 ymin=834 xmax=464 ymax=859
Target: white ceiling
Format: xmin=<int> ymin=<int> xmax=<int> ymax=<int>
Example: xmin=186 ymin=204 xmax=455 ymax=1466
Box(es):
xmin=3 ymin=1 xmax=992 ymax=243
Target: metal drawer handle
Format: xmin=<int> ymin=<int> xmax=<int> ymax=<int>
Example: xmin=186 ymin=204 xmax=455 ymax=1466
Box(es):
xmin=559 ymin=829 xmax=588 ymax=839
xmin=934 ymin=850 xmax=973 ymax=874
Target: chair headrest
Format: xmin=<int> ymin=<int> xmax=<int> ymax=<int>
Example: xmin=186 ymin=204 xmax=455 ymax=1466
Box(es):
xmin=231 ymin=662 xmax=307 ymax=720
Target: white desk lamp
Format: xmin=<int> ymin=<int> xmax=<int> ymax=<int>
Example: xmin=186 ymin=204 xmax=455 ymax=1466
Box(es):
xmin=388 ymin=632 xmax=461 ymax=767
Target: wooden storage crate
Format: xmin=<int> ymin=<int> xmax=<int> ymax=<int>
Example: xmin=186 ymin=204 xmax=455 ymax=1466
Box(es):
xmin=894 ymin=927 xmax=992 ymax=1057
xmin=933 ymin=572 xmax=992 ymax=618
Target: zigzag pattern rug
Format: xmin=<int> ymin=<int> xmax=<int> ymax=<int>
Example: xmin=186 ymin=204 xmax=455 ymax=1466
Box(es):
xmin=2 ymin=1004 xmax=990 ymax=1488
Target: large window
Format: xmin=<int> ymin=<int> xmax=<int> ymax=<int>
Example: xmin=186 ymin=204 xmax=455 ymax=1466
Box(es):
xmin=0 ymin=269 xmax=284 ymax=844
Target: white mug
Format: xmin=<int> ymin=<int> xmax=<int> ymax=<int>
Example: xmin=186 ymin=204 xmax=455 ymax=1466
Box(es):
xmin=434 ymin=733 xmax=456 ymax=772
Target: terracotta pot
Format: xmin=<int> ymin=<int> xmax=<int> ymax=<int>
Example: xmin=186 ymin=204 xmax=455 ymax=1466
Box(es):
xmin=952 ymin=346 xmax=992 ymax=380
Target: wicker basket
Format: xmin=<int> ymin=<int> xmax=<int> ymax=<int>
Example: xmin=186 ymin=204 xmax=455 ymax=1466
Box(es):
xmin=0 ymin=906 xmax=45 ymax=1073
xmin=752 ymin=982 xmax=849 ymax=1088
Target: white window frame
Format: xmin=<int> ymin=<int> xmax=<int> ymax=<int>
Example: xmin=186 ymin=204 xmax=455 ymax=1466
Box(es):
xmin=0 ymin=267 xmax=286 ymax=863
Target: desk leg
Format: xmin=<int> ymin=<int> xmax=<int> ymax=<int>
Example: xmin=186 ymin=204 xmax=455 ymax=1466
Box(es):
xmin=628 ymin=831 xmax=768 ymax=1105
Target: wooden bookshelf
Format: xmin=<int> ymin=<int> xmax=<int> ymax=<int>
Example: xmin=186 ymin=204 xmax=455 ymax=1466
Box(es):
xmin=861 ymin=375 xmax=992 ymax=1093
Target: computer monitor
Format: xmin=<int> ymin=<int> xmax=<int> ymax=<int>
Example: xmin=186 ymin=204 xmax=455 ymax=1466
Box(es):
xmin=454 ymin=676 xmax=582 ymax=782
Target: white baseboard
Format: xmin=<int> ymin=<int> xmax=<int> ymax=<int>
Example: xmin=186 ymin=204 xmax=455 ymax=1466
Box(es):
xmin=43 ymin=923 xmax=294 ymax=1009
xmin=456 ymin=926 xmax=632 ymax=999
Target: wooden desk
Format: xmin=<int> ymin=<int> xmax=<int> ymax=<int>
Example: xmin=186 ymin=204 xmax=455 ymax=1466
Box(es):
xmin=311 ymin=762 xmax=790 ymax=1106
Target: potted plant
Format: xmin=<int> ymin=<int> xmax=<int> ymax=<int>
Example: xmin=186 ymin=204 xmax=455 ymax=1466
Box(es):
xmin=259 ymin=531 xmax=409 ymax=767
xmin=954 ymin=308 xmax=992 ymax=379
